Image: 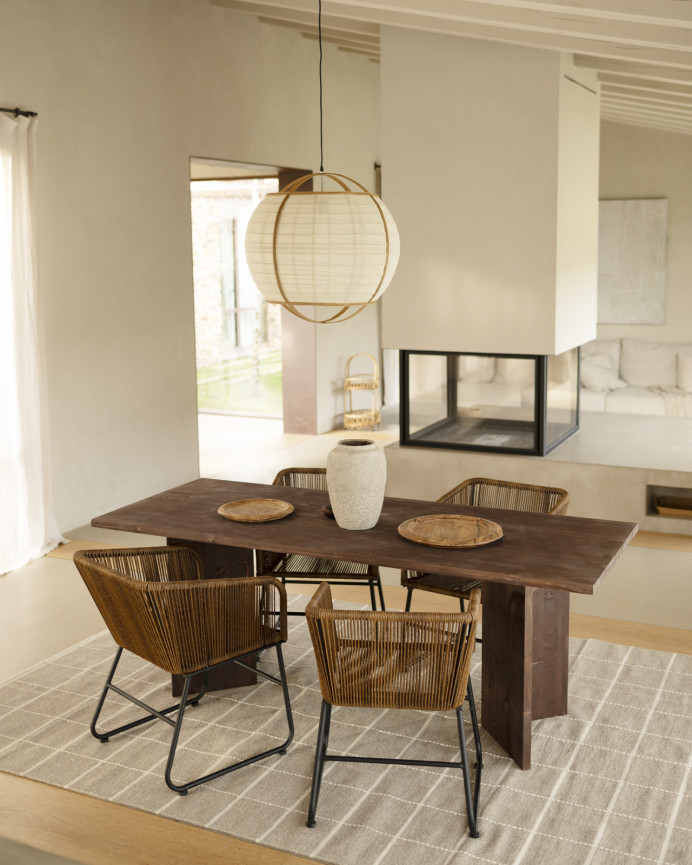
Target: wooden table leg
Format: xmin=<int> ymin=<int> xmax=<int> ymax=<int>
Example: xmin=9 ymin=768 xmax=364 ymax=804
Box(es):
xmin=481 ymin=583 xmax=570 ymax=769
xmin=167 ymin=538 xmax=257 ymax=696
xmin=481 ymin=582 xmax=533 ymax=769
xmin=531 ymin=588 xmax=569 ymax=721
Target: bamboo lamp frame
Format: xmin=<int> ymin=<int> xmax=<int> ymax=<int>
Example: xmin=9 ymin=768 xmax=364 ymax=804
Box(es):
xmin=246 ymin=172 xmax=399 ymax=325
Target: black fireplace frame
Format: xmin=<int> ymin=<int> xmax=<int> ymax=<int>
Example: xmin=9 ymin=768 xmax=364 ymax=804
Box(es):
xmin=399 ymin=349 xmax=580 ymax=457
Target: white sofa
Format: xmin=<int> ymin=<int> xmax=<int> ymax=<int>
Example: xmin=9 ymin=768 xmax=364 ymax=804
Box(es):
xmin=410 ymin=341 xmax=692 ymax=424
xmin=581 ymin=338 xmax=692 ymax=416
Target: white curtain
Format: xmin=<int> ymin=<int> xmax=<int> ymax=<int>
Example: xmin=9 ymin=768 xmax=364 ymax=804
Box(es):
xmin=0 ymin=113 xmax=64 ymax=574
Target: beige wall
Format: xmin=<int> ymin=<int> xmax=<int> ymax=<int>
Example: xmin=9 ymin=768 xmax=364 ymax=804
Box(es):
xmin=380 ymin=28 xmax=599 ymax=357
xmin=598 ymin=121 xmax=692 ymax=345
xmin=555 ymin=59 xmax=600 ymax=353
xmin=1 ymin=0 xmax=380 ymax=530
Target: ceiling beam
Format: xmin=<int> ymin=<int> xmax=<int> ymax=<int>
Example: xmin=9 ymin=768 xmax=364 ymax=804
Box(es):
xmin=302 ymin=32 xmax=380 ymax=55
xmin=217 ymin=0 xmax=692 ymax=68
xmin=575 ymin=56 xmax=692 ymax=84
xmin=215 ymin=1 xmax=380 ymax=36
xmin=211 ymin=0 xmax=692 ymax=134
xmin=212 ymin=0 xmax=692 ymax=29
xmin=601 ymin=85 xmax=692 ymax=112
xmin=259 ymin=17 xmax=379 ymax=46
xmin=602 ymin=99 xmax=692 ymax=119
xmin=598 ymin=73 xmax=692 ymax=97
xmin=601 ymin=108 xmax=692 ymax=134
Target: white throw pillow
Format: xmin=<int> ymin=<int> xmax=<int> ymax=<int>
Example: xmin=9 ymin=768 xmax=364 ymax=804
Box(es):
xmin=582 ymin=352 xmax=613 ymax=372
xmin=620 ymin=339 xmax=676 ymax=388
xmin=581 ymin=339 xmax=621 ymax=374
xmin=580 ymin=361 xmax=628 ymax=392
xmin=494 ymin=357 xmax=535 ymax=386
xmin=457 ymin=355 xmax=496 ymax=383
xmin=678 ymin=353 xmax=692 ymax=392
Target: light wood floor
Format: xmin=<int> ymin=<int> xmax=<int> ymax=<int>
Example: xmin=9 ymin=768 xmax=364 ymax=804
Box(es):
xmin=2 ymin=582 xmax=690 ymax=865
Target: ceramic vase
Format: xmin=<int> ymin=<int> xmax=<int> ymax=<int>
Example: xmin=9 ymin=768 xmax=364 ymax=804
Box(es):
xmin=326 ymin=439 xmax=386 ymax=530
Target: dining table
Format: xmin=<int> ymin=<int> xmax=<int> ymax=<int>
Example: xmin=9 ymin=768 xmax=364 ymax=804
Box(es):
xmin=91 ymin=477 xmax=637 ymax=770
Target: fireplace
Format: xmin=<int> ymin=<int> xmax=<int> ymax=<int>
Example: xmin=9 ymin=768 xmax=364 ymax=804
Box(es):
xmin=399 ymin=348 xmax=580 ymax=456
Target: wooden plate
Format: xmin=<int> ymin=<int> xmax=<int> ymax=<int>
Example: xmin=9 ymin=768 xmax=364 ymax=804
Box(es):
xmin=217 ymin=499 xmax=294 ymax=523
xmin=398 ymin=514 xmax=503 ymax=548
xmin=654 ymin=496 xmax=692 ymax=519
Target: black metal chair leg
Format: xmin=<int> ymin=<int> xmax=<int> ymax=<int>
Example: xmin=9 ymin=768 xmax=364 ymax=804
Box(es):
xmin=165 ymin=645 xmax=295 ymax=795
xmin=92 ymin=644 xmax=293 ymax=796
xmin=368 ymin=581 xmax=377 ymax=610
xmin=307 ymin=700 xmax=332 ymax=827
xmin=456 ymin=706 xmax=480 ymax=838
xmin=376 ymin=578 xmax=386 ymax=611
xmin=275 ymin=643 xmax=295 ymax=754
xmin=405 ymin=588 xmax=413 ymax=612
xmin=466 ymin=678 xmax=483 ymax=772
xmin=90 ymin=647 xmax=123 ymax=741
xmin=165 ymin=675 xmax=193 ymax=795
xmin=90 ymin=648 xmax=205 ymax=743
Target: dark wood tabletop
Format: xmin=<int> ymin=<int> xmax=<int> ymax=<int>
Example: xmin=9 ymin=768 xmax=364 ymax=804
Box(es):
xmin=92 ymin=478 xmax=637 ymax=596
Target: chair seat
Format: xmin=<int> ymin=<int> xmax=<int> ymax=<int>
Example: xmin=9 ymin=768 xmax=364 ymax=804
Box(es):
xmin=401 ymin=571 xmax=483 ymax=599
xmin=270 ymin=553 xmax=375 ymax=579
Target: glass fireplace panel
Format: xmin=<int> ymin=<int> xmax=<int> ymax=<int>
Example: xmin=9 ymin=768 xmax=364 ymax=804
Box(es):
xmin=545 ymin=348 xmax=579 ymax=451
xmin=401 ymin=349 xmax=579 ymax=456
xmin=407 ymin=353 xmax=448 ymax=435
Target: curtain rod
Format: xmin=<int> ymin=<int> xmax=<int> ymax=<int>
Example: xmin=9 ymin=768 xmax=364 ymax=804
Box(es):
xmin=0 ymin=106 xmax=38 ymax=117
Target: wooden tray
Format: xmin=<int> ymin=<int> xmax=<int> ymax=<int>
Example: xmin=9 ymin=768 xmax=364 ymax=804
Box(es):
xmin=398 ymin=514 xmax=503 ymax=548
xmin=654 ymin=496 xmax=692 ymax=519
xmin=217 ymin=499 xmax=294 ymax=523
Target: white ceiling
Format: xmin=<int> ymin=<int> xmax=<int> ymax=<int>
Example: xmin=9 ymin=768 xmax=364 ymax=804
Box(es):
xmin=211 ymin=0 xmax=692 ymax=135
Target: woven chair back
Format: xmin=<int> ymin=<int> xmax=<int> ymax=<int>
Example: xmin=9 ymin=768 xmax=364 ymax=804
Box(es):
xmin=272 ymin=467 xmax=328 ymax=491
xmin=441 ymin=477 xmax=569 ymax=515
xmin=306 ymin=583 xmax=480 ymax=712
xmin=74 ymin=547 xmax=286 ymax=675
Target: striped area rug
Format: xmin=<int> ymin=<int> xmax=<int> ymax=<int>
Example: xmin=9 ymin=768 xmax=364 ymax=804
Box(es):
xmin=0 ymin=596 xmax=690 ymax=865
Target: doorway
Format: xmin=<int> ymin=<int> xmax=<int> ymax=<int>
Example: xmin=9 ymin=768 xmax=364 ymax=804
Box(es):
xmin=190 ymin=158 xmax=282 ymax=418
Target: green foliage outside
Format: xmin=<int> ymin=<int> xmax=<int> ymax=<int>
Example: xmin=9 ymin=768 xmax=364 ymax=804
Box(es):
xmin=197 ymin=350 xmax=282 ymax=417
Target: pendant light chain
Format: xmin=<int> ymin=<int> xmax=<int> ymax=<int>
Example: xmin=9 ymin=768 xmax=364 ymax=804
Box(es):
xmin=319 ymin=0 xmax=324 ymax=174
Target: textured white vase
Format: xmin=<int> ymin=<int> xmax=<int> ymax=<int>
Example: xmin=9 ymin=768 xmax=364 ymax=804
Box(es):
xmin=326 ymin=439 xmax=386 ymax=530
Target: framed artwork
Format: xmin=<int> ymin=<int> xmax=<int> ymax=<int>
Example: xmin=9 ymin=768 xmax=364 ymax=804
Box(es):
xmin=597 ymin=198 xmax=668 ymax=324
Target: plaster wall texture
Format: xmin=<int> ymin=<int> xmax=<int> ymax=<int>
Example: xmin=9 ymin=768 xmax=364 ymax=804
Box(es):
xmin=380 ymin=27 xmax=599 ymax=357
xmin=1 ymin=0 xmax=380 ymax=529
xmin=598 ymin=121 xmax=692 ymax=346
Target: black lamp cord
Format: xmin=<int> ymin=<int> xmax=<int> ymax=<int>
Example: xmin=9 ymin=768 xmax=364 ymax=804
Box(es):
xmin=319 ymin=0 xmax=324 ymax=173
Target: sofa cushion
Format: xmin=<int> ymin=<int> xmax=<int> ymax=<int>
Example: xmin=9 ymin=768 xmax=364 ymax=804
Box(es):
xmin=580 ymin=356 xmax=628 ymax=392
xmin=620 ymin=339 xmax=676 ymax=388
xmin=457 ymin=355 xmax=496 ymax=383
xmin=457 ymin=382 xmax=523 ymax=407
xmin=579 ymin=388 xmax=607 ymax=412
xmin=494 ymin=357 xmax=535 ymax=387
xmin=581 ymin=339 xmax=621 ymax=374
xmin=605 ymin=386 xmax=666 ymax=416
xmin=678 ymin=352 xmax=692 ymax=392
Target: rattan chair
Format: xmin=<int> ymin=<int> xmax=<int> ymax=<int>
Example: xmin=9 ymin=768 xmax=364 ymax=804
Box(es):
xmin=402 ymin=477 xmax=569 ymax=612
xmin=256 ymin=467 xmax=385 ymax=613
xmin=73 ymin=546 xmax=294 ymax=795
xmin=305 ymin=583 xmax=483 ymax=837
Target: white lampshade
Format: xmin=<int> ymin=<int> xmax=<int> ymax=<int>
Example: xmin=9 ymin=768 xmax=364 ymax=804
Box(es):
xmin=244 ymin=172 xmax=400 ymax=323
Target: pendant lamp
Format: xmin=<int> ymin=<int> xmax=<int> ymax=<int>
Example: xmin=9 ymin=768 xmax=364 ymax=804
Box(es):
xmin=244 ymin=4 xmax=400 ymax=324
